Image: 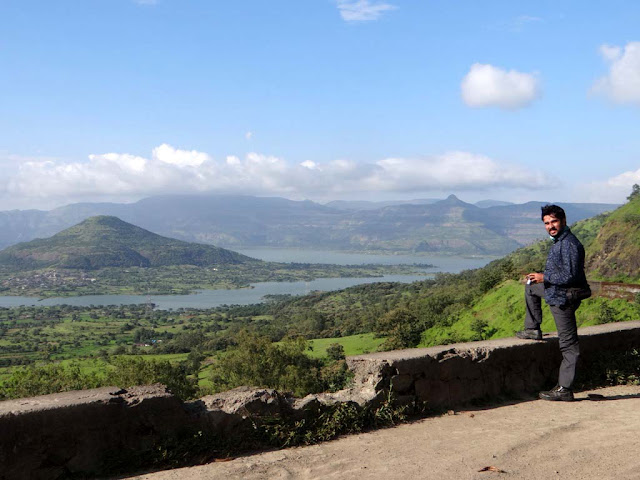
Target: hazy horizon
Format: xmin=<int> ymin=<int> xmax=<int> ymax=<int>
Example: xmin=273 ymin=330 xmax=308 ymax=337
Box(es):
xmin=0 ymin=192 xmax=623 ymax=214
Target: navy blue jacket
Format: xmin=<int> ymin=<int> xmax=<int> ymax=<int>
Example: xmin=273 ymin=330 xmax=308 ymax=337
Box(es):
xmin=543 ymin=227 xmax=587 ymax=306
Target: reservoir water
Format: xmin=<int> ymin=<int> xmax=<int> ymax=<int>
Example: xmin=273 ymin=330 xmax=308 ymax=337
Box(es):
xmin=235 ymin=248 xmax=492 ymax=270
xmin=0 ymin=249 xmax=495 ymax=310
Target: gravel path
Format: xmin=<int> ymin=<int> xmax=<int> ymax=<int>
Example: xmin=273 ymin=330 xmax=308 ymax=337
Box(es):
xmin=124 ymin=385 xmax=640 ymax=480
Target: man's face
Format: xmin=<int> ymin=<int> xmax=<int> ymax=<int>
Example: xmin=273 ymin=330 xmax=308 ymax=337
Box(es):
xmin=543 ymin=214 xmax=566 ymax=238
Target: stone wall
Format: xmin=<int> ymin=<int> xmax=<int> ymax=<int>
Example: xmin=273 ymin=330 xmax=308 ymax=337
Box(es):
xmin=1 ymin=321 xmax=639 ymax=480
xmin=347 ymin=321 xmax=640 ymax=409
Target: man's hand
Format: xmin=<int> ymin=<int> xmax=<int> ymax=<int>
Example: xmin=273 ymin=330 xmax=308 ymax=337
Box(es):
xmin=527 ymin=273 xmax=544 ymax=284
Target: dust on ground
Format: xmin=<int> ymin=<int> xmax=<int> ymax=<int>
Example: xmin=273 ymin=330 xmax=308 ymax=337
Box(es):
xmin=124 ymin=385 xmax=640 ymax=480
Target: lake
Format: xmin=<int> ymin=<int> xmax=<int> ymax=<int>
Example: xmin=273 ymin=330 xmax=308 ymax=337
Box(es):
xmin=235 ymin=248 xmax=492 ymax=269
xmin=0 ymin=249 xmax=495 ymax=309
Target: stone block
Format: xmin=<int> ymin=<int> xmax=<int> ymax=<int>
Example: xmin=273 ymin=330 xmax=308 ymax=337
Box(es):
xmin=390 ymin=374 xmax=414 ymax=394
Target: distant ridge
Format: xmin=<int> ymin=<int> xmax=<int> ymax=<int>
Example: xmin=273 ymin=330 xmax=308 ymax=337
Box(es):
xmin=0 ymin=215 xmax=257 ymax=270
xmin=475 ymin=199 xmax=514 ymax=208
xmin=325 ymin=198 xmax=441 ymax=211
xmin=0 ymin=194 xmax=621 ymax=255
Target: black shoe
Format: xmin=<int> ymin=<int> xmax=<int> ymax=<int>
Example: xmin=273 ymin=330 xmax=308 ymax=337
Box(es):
xmin=539 ymin=385 xmax=574 ymax=402
xmin=515 ymin=329 xmax=542 ymax=340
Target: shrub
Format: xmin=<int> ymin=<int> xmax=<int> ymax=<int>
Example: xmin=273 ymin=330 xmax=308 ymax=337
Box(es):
xmin=106 ymin=357 xmax=198 ymax=401
xmin=376 ymin=307 xmax=422 ymax=350
xmin=576 ymin=348 xmax=640 ymax=389
xmin=209 ymin=331 xmax=326 ymax=397
xmin=326 ymin=343 xmax=346 ymax=361
xmin=470 ymin=317 xmax=489 ymax=341
xmin=596 ymin=302 xmax=618 ymax=324
xmin=0 ymin=362 xmax=102 ymax=400
xmin=259 ymin=392 xmax=407 ymax=447
xmin=320 ymin=359 xmax=353 ymax=392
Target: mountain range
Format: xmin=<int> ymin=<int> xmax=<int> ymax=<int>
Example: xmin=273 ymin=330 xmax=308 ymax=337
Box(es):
xmin=0 ymin=194 xmax=619 ymax=255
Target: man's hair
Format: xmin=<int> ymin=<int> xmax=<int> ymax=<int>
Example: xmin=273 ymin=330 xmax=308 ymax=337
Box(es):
xmin=541 ymin=204 xmax=566 ymax=222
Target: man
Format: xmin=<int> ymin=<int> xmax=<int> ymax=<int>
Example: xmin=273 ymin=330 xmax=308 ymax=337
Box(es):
xmin=515 ymin=204 xmax=588 ymax=402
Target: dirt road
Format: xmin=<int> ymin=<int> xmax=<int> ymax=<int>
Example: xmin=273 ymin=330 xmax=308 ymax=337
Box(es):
xmin=125 ymin=385 xmax=640 ymax=480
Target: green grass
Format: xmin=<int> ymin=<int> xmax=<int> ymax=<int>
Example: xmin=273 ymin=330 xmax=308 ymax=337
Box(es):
xmin=58 ymin=357 xmax=110 ymax=376
xmin=307 ymin=333 xmax=386 ymax=359
xmin=574 ymin=297 xmax=639 ymax=326
xmin=116 ymin=353 xmax=189 ymax=362
xmin=197 ymin=364 xmax=214 ymax=389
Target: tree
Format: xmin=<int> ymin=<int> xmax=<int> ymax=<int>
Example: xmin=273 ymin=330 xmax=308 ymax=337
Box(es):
xmin=477 ymin=266 xmax=502 ymax=294
xmin=470 ymin=317 xmax=489 ymax=341
xmin=113 ymin=345 xmax=127 ymax=355
xmin=377 ymin=307 xmax=422 ymax=351
xmin=133 ymin=327 xmax=155 ymax=343
xmin=628 ymin=184 xmax=640 ymax=202
xmin=0 ymin=363 xmax=101 ymax=400
xmin=209 ymin=331 xmax=325 ymax=397
xmin=184 ymin=349 xmax=205 ymax=375
xmin=597 ymin=302 xmax=617 ymax=324
xmin=107 ymin=357 xmax=197 ymax=400
xmin=326 ymin=343 xmax=346 ymax=361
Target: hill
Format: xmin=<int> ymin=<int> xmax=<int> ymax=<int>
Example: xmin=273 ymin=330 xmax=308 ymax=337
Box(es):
xmin=0 ymin=194 xmax=619 ymax=255
xmin=0 ymin=216 xmax=257 ymax=270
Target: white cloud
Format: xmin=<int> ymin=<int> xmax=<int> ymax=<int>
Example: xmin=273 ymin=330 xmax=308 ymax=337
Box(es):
xmin=336 ymin=0 xmax=397 ymax=23
xmin=87 ymin=153 xmax=147 ymax=173
xmin=461 ymin=63 xmax=540 ymax=110
xmin=1 ymin=145 xmax=554 ymax=209
xmin=300 ymin=160 xmax=319 ymax=170
xmin=599 ymin=44 xmax=622 ymax=63
xmin=152 ymin=143 xmax=209 ymax=167
xmin=592 ymin=42 xmax=640 ymax=105
xmin=581 ymin=167 xmax=640 ymax=203
xmin=369 ymin=152 xmax=551 ymax=191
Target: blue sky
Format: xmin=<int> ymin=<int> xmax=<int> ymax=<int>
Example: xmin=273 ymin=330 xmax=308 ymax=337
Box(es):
xmin=1 ymin=0 xmax=640 ymax=209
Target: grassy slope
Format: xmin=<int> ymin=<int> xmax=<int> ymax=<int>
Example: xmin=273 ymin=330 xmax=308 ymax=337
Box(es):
xmin=585 ymin=195 xmax=640 ymax=282
xmin=420 ymin=280 xmax=639 ymax=347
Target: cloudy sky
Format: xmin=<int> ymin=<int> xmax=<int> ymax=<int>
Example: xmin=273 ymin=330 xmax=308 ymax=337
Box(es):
xmin=1 ymin=0 xmax=640 ymax=210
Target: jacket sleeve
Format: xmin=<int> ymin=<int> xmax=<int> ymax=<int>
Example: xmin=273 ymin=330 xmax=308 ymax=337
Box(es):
xmin=544 ymin=240 xmax=583 ymax=287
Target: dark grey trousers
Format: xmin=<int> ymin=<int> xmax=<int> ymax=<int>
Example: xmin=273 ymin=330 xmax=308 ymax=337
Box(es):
xmin=525 ymin=283 xmax=581 ymax=388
